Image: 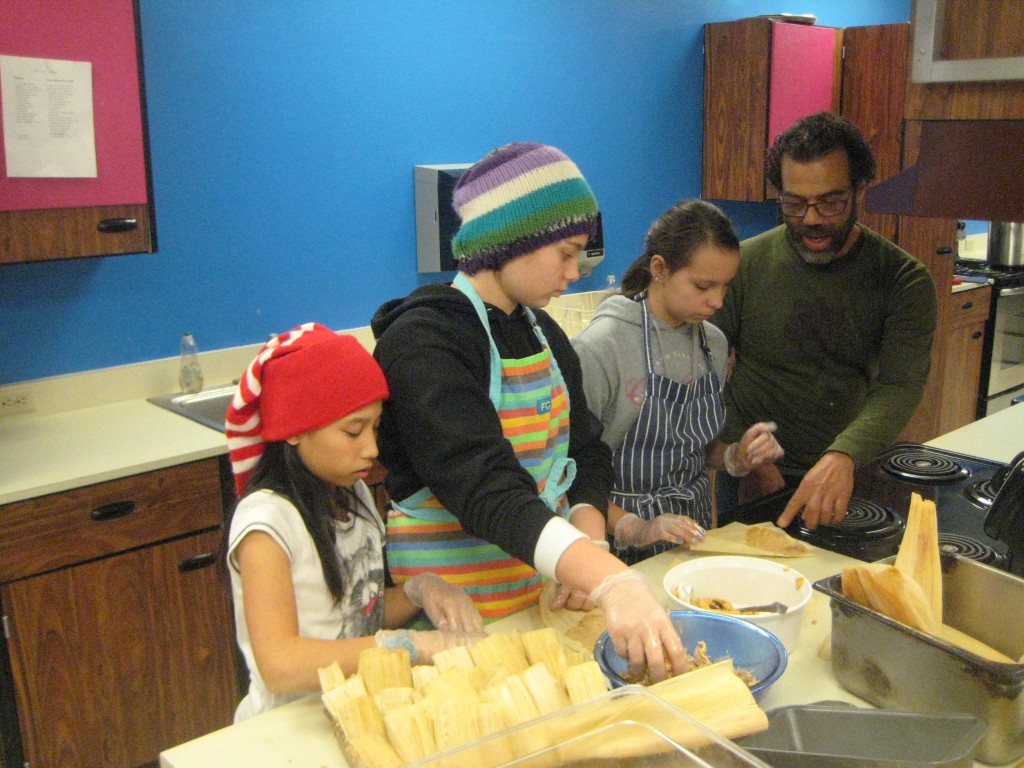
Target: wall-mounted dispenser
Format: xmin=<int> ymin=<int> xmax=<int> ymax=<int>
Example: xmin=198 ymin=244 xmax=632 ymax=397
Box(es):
xmin=578 ymin=211 xmax=605 ymax=277
xmin=414 ymin=163 xmax=471 ymax=273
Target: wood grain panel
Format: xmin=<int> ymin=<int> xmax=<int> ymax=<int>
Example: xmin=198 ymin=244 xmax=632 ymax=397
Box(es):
xmin=3 ymin=529 xmax=238 ymax=768
xmin=0 ymin=459 xmax=221 ymax=582
xmin=703 ymin=18 xmax=771 ymax=200
xmin=938 ymin=0 xmax=1024 ymax=60
xmin=904 ymin=0 xmax=1024 ymax=119
xmin=841 ymin=23 xmax=911 ymax=243
xmin=0 ymin=204 xmax=153 ymax=263
xmin=895 ymin=216 xmax=958 ymax=444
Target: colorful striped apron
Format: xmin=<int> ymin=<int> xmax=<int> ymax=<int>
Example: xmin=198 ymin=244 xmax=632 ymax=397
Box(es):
xmin=387 ymin=273 xmax=576 ymax=622
xmin=612 ymin=296 xmax=724 ymax=564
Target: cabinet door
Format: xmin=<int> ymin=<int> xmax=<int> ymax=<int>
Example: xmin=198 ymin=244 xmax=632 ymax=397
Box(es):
xmin=893 ymin=216 xmax=956 ymax=444
xmin=939 ymin=319 xmax=988 ymax=434
xmin=703 ymin=18 xmax=842 ymax=201
xmin=840 ymin=23 xmax=910 ymax=242
xmin=3 ymin=529 xmax=238 ymax=768
xmin=0 ymin=0 xmax=155 ymax=263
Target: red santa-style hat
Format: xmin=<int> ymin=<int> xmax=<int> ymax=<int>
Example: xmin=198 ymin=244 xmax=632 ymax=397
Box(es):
xmin=225 ymin=322 xmax=388 ymax=495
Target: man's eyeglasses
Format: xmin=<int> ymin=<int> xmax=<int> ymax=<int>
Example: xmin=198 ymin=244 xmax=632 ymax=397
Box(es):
xmin=778 ymin=191 xmax=852 ymax=218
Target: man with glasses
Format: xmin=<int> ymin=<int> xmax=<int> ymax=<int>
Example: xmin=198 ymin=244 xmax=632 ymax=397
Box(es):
xmin=711 ymin=111 xmax=937 ymax=530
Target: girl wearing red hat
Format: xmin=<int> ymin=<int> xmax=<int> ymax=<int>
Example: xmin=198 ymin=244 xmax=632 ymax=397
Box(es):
xmin=225 ymin=323 xmax=482 ymax=722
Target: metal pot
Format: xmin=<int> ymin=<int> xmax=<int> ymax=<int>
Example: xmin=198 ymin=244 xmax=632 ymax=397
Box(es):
xmin=988 ymin=222 xmax=1024 ymax=267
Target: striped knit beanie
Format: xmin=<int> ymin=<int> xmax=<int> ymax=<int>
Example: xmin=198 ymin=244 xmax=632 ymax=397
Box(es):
xmin=451 ymin=142 xmax=599 ymax=275
xmin=224 ymin=323 xmax=388 ymax=495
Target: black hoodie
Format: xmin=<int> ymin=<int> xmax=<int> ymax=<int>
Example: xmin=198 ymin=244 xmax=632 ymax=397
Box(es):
xmin=371 ymin=283 xmax=612 ymax=566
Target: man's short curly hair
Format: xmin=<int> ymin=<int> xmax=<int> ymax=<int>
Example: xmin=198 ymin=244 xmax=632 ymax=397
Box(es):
xmin=765 ymin=112 xmax=877 ymax=191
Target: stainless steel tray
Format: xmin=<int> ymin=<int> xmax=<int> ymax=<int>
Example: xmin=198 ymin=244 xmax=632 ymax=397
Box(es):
xmin=737 ymin=701 xmax=988 ymax=768
xmin=813 ymin=554 xmax=1024 ymax=765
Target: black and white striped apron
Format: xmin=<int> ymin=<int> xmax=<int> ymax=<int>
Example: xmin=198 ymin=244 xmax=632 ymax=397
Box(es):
xmin=611 ymin=296 xmax=725 ymax=564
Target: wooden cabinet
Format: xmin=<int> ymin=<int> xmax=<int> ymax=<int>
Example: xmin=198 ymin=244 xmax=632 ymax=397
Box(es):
xmin=904 ymin=0 xmax=1024 ymax=119
xmin=0 ymin=0 xmax=155 ymax=264
xmin=895 ymin=216 xmax=958 ymax=444
xmin=0 ymin=459 xmax=239 ymax=768
xmin=840 ymin=23 xmax=911 ymax=243
xmin=938 ymin=289 xmax=992 ymax=434
xmin=702 ymin=17 xmax=843 ymax=201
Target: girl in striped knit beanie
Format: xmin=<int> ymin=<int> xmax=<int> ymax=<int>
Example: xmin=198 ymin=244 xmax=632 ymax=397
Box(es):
xmin=224 ymin=323 xmax=482 ymax=722
xmin=372 ymin=143 xmax=690 ymax=683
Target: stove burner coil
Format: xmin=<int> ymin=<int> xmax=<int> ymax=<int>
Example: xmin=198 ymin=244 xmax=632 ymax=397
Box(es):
xmin=963 ymin=479 xmax=998 ymax=509
xmin=938 ymin=533 xmax=1006 ymax=567
xmin=882 ymin=450 xmax=969 ymax=483
xmin=796 ymin=498 xmax=904 ymax=540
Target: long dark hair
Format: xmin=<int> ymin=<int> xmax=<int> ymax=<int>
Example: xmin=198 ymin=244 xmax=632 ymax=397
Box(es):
xmin=230 ymin=441 xmax=375 ymax=605
xmin=620 ymin=199 xmax=740 ymax=298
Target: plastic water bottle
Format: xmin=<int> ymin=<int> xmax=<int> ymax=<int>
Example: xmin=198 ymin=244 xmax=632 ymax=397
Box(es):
xmin=179 ymin=332 xmax=204 ymax=394
xmin=603 ymin=273 xmax=619 ymax=298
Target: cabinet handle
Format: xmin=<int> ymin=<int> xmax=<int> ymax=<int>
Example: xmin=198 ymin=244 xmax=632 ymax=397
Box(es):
xmin=936 ymin=246 xmax=953 ymax=255
xmin=90 ymin=500 xmax=135 ymax=521
xmin=179 ymin=552 xmax=218 ymax=572
xmin=972 ymin=331 xmax=983 ymax=340
xmin=97 ymin=218 xmax=139 ymax=233
xmin=961 ymin=301 xmax=973 ymax=310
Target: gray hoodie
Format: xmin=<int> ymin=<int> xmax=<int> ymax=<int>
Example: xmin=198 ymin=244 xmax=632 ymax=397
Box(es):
xmin=571 ymin=294 xmax=729 ymax=452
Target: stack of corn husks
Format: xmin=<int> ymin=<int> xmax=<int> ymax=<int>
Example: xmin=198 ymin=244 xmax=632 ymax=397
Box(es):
xmin=320 ymin=626 xmax=768 ymax=768
xmin=841 ymin=492 xmax=1014 ymax=663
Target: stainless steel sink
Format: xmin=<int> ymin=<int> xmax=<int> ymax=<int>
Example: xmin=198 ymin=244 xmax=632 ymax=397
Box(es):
xmin=147 ymin=385 xmax=236 ymax=433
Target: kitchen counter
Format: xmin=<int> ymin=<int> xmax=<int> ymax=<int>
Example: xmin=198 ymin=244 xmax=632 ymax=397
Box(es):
xmin=926 ymin=402 xmax=1024 ymax=464
xmin=159 ymin=542 xmax=866 ymax=768
xmin=0 ymin=399 xmax=227 ymax=505
xmin=159 ymin=534 xmax=1023 ymax=768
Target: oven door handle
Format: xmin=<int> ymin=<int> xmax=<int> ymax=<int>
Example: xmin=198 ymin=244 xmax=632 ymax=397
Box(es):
xmin=999 ymin=285 xmax=1024 ymax=298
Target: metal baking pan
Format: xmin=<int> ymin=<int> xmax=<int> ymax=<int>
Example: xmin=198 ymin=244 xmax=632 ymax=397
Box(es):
xmin=736 ymin=701 xmax=988 ymax=768
xmin=814 ymin=553 xmax=1024 ymax=765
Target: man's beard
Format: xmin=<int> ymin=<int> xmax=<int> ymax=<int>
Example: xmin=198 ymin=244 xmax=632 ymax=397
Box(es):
xmin=785 ymin=205 xmax=858 ymax=265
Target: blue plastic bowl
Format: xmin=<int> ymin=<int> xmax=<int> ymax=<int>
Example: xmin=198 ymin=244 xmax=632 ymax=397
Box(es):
xmin=595 ymin=610 xmax=788 ymax=701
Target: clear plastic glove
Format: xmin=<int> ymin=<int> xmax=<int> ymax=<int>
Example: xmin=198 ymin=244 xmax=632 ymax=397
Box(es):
xmin=374 ymin=628 xmax=484 ymax=665
xmin=730 ymin=421 xmax=785 ymax=475
xmin=588 ymin=570 xmax=690 ymax=683
xmin=404 ymin=572 xmax=484 ymax=634
xmin=548 ymin=582 xmax=595 ymax=612
xmin=613 ymin=512 xmax=706 ymax=550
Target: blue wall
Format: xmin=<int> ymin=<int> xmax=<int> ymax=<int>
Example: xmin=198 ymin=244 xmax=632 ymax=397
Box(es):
xmin=0 ymin=1 xmax=910 ymax=384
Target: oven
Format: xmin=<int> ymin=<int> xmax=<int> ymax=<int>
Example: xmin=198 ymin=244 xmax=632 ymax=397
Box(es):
xmin=988 ymin=284 xmax=1024 ymax=410
xmin=953 ymin=260 xmax=1024 ymax=416
xmin=726 ymin=443 xmax=1023 ymax=575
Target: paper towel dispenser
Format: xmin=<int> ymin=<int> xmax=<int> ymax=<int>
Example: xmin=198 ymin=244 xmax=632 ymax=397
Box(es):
xmin=415 ymin=164 xmax=471 ymax=273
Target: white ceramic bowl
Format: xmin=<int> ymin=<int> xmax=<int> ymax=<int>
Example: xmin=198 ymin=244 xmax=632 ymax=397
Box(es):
xmin=662 ymin=556 xmax=812 ymax=652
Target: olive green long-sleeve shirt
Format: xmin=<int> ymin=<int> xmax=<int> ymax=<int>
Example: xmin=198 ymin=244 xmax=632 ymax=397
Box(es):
xmin=710 ymin=224 xmax=938 ymax=475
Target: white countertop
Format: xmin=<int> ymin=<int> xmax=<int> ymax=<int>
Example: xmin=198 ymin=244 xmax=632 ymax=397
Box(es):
xmin=925 ymin=403 xmax=1024 ymax=464
xmin=159 ymin=543 xmax=866 ymax=768
xmin=161 ymin=524 xmax=1024 ymax=768
xmin=0 ymin=399 xmax=227 ymax=505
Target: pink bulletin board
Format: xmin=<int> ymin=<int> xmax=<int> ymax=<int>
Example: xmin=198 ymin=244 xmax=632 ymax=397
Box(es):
xmin=768 ymin=23 xmax=839 ymax=146
xmin=0 ymin=0 xmax=148 ymax=211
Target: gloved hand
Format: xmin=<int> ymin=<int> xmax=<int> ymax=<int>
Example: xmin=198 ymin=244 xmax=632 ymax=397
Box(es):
xmin=549 ymin=582 xmax=595 ymax=612
xmin=374 ymin=628 xmax=484 ymax=665
xmin=404 ymin=572 xmax=485 ymax=634
xmin=588 ymin=570 xmax=690 ymax=683
xmin=725 ymin=422 xmax=785 ymax=477
xmin=613 ymin=512 xmax=706 ymax=550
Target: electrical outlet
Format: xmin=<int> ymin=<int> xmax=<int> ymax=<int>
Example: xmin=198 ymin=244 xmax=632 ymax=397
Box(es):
xmin=0 ymin=389 xmax=35 ymax=416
